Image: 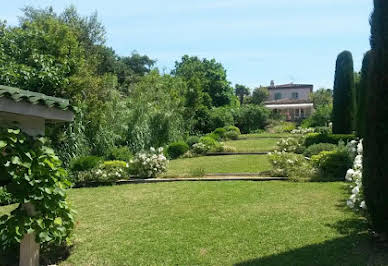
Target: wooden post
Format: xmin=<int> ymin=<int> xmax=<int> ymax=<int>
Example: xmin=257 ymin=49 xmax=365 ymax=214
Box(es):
xmin=19 ymin=203 xmax=39 ymax=266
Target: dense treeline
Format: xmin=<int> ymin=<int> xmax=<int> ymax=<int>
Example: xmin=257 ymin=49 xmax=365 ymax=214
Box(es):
xmin=0 ymin=6 xmax=270 ymax=165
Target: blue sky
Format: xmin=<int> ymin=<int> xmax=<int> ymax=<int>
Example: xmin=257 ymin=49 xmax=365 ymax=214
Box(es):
xmin=2 ymin=0 xmax=373 ymax=90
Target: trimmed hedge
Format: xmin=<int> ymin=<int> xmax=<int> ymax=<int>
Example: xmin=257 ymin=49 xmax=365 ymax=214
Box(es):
xmin=304 ymin=133 xmax=355 ymax=147
xmin=166 ymin=142 xmax=189 ymax=159
xmin=311 ymin=149 xmax=352 ymax=181
xmin=303 ymin=143 xmax=337 ymax=157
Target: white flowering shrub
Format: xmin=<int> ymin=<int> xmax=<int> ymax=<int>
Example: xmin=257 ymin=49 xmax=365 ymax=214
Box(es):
xmin=291 ymin=127 xmax=315 ymax=135
xmin=130 ymin=147 xmax=168 ymax=178
xmin=345 ymin=139 xmax=366 ymax=212
xmin=74 ymin=160 xmax=129 ymax=184
xmin=268 ymin=151 xmax=314 ymax=179
xmin=276 ymin=137 xmax=305 ymax=153
xmin=191 ymin=142 xmax=210 ymax=155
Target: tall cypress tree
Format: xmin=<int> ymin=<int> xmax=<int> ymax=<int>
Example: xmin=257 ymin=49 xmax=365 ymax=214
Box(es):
xmin=356 ymin=51 xmax=371 ymax=138
xmin=363 ymin=0 xmax=388 ymax=239
xmin=332 ymin=51 xmax=355 ymax=134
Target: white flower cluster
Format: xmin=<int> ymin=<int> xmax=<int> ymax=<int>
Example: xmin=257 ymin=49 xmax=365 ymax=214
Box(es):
xmin=93 ymin=167 xmax=126 ymax=181
xmin=291 ymin=127 xmax=315 ymax=135
xmin=276 ymin=137 xmax=304 ymax=153
xmin=131 ymin=147 xmax=168 ymax=178
xmin=191 ymin=142 xmax=209 ymax=155
xmin=345 ymin=139 xmax=366 ymax=211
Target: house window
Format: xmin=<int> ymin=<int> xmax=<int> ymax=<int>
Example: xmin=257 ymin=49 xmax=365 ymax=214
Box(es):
xmin=292 ymin=92 xmax=299 ymax=99
xmin=275 ymin=92 xmax=282 ymax=100
xmin=301 ymin=109 xmax=305 ymax=118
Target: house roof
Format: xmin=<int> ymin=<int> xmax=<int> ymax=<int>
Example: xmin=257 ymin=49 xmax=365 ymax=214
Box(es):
xmin=0 ymin=85 xmax=74 ymax=111
xmin=268 ymin=83 xmax=313 ymax=91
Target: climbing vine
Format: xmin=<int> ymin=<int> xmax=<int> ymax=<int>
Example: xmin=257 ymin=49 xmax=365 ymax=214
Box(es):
xmin=0 ymin=128 xmax=74 ymax=249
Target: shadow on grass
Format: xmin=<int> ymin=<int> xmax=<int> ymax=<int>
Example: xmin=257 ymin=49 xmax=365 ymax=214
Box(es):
xmin=235 ymin=233 xmax=388 ymax=266
xmin=0 ymin=243 xmax=72 ymax=266
xmin=236 ymin=218 xmax=388 ymax=266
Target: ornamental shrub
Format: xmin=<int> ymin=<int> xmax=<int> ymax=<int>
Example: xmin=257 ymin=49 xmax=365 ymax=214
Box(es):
xmin=224 ymin=125 xmax=241 ymax=135
xmin=225 ymin=130 xmax=239 ymax=140
xmin=191 ymin=142 xmax=210 ymax=155
xmin=0 ymin=128 xmax=74 ymax=250
xmin=186 ymin=136 xmax=200 ymax=147
xmin=199 ymin=136 xmax=218 ymax=148
xmin=130 ymin=147 xmax=168 ymax=178
xmin=213 ymin=128 xmax=227 ymax=140
xmin=167 ymin=142 xmax=189 ymax=159
xmin=276 ymin=137 xmax=305 ymax=154
xmin=303 ymin=143 xmax=337 ymax=157
xmin=268 ymin=151 xmax=314 ymax=179
xmin=70 ymin=156 xmax=103 ymax=172
xmin=304 ymin=133 xmax=355 ymax=147
xmin=311 ymin=148 xmax=352 ymax=181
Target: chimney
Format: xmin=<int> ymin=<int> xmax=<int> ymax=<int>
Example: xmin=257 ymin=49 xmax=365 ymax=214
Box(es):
xmin=270 ymin=80 xmax=275 ymax=87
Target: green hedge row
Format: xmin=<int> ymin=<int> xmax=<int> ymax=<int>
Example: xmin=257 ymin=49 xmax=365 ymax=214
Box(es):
xmin=304 ymin=133 xmax=355 ymax=147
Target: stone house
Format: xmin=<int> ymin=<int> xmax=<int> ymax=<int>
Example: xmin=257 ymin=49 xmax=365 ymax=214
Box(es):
xmin=264 ymin=81 xmax=314 ymax=121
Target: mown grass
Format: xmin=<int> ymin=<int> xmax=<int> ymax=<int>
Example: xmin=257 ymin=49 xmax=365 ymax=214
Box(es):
xmin=242 ymin=132 xmax=295 ymax=139
xmin=224 ymin=138 xmax=278 ymax=152
xmin=165 ymin=155 xmax=271 ymax=177
xmin=1 ymin=182 xmax=384 ymax=265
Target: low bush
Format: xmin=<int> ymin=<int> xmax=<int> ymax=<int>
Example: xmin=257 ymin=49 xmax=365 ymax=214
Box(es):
xmin=0 ymin=187 xmax=14 ymax=206
xmin=186 ymin=136 xmax=200 ymax=147
xmin=303 ymin=143 xmax=337 ymax=157
xmin=191 ymin=142 xmax=210 ymax=155
xmin=213 ymin=128 xmax=227 ymax=139
xmin=304 ymin=133 xmax=355 ymax=147
xmin=199 ymin=136 xmax=218 ymax=148
xmin=224 ymin=125 xmax=241 ymax=135
xmin=130 ymin=147 xmax=168 ymax=178
xmin=268 ymin=151 xmax=314 ymax=179
xmin=225 ymin=130 xmax=239 ymax=140
xmin=266 ymin=120 xmax=296 ymax=133
xmin=167 ymin=142 xmax=189 ymax=159
xmin=311 ymin=148 xmax=352 ymax=181
xmin=70 ymin=156 xmax=103 ymax=172
xmin=276 ymin=137 xmax=305 ymax=153
xmin=106 ymin=146 xmax=133 ymax=161
xmin=71 ymin=160 xmax=130 ymax=185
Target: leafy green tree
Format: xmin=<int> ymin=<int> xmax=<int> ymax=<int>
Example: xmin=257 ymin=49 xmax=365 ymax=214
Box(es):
xmin=311 ymin=88 xmax=333 ymax=108
xmin=173 ymin=55 xmax=235 ymax=107
xmin=332 ymin=51 xmax=355 ymax=134
xmin=251 ymin=87 xmax=269 ymax=105
xmin=363 ymin=0 xmax=388 ymax=239
xmin=356 ymin=51 xmax=371 ymax=138
xmin=235 ymin=84 xmax=250 ymax=105
xmin=0 ymin=18 xmax=84 ymax=97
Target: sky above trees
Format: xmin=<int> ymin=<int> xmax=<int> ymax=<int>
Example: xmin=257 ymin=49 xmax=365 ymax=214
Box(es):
xmin=2 ymin=0 xmax=372 ymax=89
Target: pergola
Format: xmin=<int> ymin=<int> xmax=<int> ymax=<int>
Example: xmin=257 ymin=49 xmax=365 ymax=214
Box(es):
xmin=0 ymin=85 xmax=74 ymax=266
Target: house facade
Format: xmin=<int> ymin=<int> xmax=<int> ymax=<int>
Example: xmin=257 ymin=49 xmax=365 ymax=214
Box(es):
xmin=264 ymin=81 xmax=314 ymax=121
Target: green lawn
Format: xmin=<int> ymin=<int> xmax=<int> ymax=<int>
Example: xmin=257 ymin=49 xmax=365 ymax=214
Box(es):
xmin=1 ymin=182 xmax=384 ymax=265
xmin=165 ymin=155 xmax=271 ymax=177
xmin=224 ymin=138 xmax=278 ymax=152
xmin=241 ymin=132 xmax=295 ymax=139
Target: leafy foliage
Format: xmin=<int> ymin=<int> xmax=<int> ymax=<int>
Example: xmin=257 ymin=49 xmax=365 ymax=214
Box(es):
xmin=303 ymin=143 xmax=337 ymax=158
xmin=0 ymin=129 xmax=74 ymax=249
xmin=311 ymin=148 xmax=352 ymax=181
xmin=363 ymin=0 xmax=388 ymax=236
xmin=70 ymin=156 xmax=102 ymax=172
xmin=167 ymin=142 xmax=189 ymax=159
xmin=235 ymin=105 xmax=270 ymax=134
xmin=304 ymin=133 xmax=355 ymax=147
xmin=251 ymin=87 xmax=269 ymax=105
